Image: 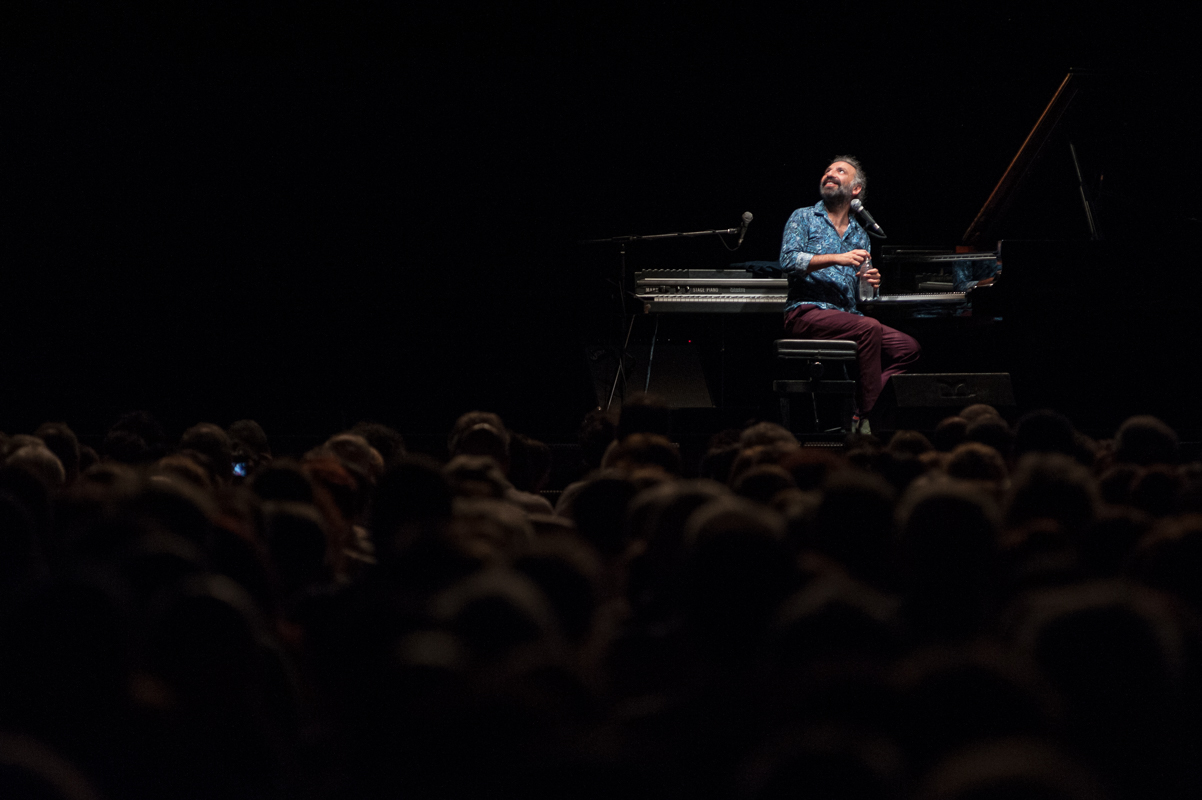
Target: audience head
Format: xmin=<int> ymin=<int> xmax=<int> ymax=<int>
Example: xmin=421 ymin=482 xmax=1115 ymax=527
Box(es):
xmin=959 ymin=403 xmax=1001 ymax=424
xmin=262 ymin=500 xmax=332 ymax=596
xmin=1005 ymin=453 xmax=1098 ymax=539
xmin=507 ymin=432 xmax=551 ymax=493
xmin=779 ymin=447 xmax=845 ymax=492
xmin=615 ymin=393 xmax=671 ymax=441
xmin=965 ymin=416 xmax=1012 ymax=460
xmin=740 ymin=421 xmax=799 ymax=449
xmin=152 ymin=453 xmax=214 ymax=492
xmin=888 ymin=430 xmax=933 ymax=457
xmin=810 ymin=470 xmax=897 ymax=588
xmin=227 ymin=418 xmax=270 ymax=458
xmin=448 ymin=411 xmax=511 ymax=471
xmin=433 ymin=567 xmax=559 ymax=664
xmin=604 ymin=433 xmax=682 ymax=477
xmin=564 ymin=472 xmax=638 ymax=556
xmin=1013 ymin=409 xmax=1076 ymax=459
xmin=1114 ymin=414 xmax=1178 ymax=466
xmin=577 ymin=408 xmax=617 ymax=472
xmin=100 ymin=429 xmax=153 ymax=465
xmin=946 ymin=442 xmax=1008 ymax=484
xmin=918 ymin=739 xmax=1110 ymax=800
xmin=5 ymin=444 xmax=66 ymax=489
xmin=348 ymin=420 xmax=407 ymax=468
xmin=34 ymin=422 xmax=81 ymax=484
xmin=107 ymin=410 xmax=168 ymax=462
xmin=249 ymin=458 xmax=313 ymax=504
xmin=896 ymin=480 xmax=1001 ymax=638
xmin=444 ymin=454 xmax=510 ymax=499
xmin=512 ymin=537 xmax=601 ymax=645
xmin=732 ymin=464 xmax=797 ymax=506
xmin=932 ymin=416 xmax=969 ymax=453
xmin=371 ymin=455 xmax=454 ymax=558
xmin=227 ymin=418 xmax=271 ymax=478
xmin=681 ymin=496 xmax=793 ymax=640
xmin=179 ymin=423 xmax=234 ymax=485
xmin=699 ymin=432 xmax=742 ymax=485
xmin=1128 ymin=515 xmax=1202 ymax=610
xmin=324 ymin=432 xmax=385 ymax=485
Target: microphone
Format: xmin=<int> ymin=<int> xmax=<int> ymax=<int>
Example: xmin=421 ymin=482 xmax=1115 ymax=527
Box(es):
xmin=850 ymin=199 xmax=887 ymax=238
xmin=736 ymin=211 xmax=753 ymax=247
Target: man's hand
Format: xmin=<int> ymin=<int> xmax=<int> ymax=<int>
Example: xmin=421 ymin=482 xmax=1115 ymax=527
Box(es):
xmin=859 ymin=266 xmax=881 ymax=287
xmin=807 ymin=249 xmax=870 ymax=272
xmin=839 ymin=249 xmax=870 ymax=268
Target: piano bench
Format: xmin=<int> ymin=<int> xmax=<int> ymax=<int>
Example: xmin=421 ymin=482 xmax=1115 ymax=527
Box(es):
xmin=773 ymin=339 xmax=858 ymax=433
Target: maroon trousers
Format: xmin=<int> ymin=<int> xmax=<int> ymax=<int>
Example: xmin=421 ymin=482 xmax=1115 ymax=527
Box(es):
xmin=784 ymin=306 xmax=921 ymax=415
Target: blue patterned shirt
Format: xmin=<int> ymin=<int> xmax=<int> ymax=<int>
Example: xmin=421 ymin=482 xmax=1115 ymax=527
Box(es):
xmin=779 ymin=200 xmax=869 ymax=315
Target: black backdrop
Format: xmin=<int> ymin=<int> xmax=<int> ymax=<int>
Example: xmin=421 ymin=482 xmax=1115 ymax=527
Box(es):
xmin=3 ymin=3 xmax=1197 ymax=441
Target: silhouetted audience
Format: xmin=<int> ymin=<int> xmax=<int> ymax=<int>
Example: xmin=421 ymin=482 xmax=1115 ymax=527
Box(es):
xmin=2 ymin=406 xmax=1202 ymax=800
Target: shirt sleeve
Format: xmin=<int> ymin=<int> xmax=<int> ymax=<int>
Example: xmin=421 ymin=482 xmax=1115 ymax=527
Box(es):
xmin=779 ymin=208 xmax=814 ymax=273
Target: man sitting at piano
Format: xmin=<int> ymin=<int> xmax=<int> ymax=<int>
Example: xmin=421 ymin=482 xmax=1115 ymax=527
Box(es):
xmin=779 ymin=155 xmax=920 ymax=434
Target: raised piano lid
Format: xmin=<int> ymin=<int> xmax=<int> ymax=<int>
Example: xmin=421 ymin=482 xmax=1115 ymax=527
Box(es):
xmin=962 ymin=71 xmax=1084 ymax=249
xmin=960 ymin=68 xmax=1189 ymax=250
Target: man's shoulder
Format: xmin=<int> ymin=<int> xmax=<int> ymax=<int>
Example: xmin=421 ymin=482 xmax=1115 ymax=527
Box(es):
xmin=788 ymin=201 xmax=827 ymax=222
xmin=847 ymin=216 xmax=869 ymax=244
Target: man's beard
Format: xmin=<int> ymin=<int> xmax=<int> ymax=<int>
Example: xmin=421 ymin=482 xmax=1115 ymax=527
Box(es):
xmin=821 ymin=181 xmax=854 ymax=207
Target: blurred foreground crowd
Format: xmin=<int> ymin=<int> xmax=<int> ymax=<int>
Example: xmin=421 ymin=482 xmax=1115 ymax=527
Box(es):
xmin=2 ymin=401 xmax=1202 ymax=799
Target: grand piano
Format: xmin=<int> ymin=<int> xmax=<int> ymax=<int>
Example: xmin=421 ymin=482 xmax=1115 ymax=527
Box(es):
xmin=630 ymin=70 xmax=1201 ymax=434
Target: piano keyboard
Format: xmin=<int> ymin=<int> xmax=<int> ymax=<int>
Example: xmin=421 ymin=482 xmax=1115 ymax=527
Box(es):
xmin=864 ymin=292 xmax=967 ymax=305
xmin=637 ymin=291 xmax=968 ymax=314
xmin=636 ymin=294 xmax=786 ymax=313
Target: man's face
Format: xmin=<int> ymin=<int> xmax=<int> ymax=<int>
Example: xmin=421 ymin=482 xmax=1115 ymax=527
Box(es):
xmin=819 ymin=161 xmax=860 ymax=205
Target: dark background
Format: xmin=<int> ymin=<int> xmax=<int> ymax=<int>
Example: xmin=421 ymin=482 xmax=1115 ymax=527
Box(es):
xmin=3 ymin=3 xmax=1197 ymax=444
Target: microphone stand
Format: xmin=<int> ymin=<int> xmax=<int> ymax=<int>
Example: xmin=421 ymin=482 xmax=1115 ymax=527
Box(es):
xmin=582 ymin=223 xmax=743 ymax=411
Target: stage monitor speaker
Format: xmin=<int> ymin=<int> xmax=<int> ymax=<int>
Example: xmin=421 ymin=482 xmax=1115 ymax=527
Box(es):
xmin=890 ymin=373 xmax=1014 ymax=428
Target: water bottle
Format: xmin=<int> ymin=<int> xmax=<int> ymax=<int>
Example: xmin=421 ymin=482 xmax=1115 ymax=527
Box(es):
xmin=858 ymin=257 xmax=877 ymax=302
